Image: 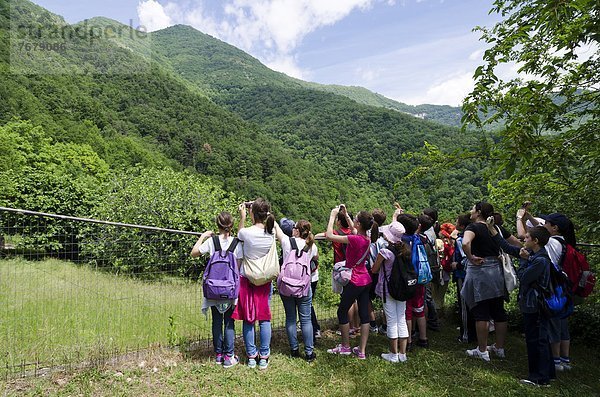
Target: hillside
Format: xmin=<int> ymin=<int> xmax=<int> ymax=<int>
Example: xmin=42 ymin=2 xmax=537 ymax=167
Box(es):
xmin=2 ymin=0 xmax=382 ymax=226
xmin=1 ymin=0 xmax=487 ymax=224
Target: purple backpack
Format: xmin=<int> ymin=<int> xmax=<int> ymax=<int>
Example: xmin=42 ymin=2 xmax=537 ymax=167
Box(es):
xmin=202 ymin=236 xmax=240 ymax=300
xmin=277 ymin=237 xmax=312 ymax=298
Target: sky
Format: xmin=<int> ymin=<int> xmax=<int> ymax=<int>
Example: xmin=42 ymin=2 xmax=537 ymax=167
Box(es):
xmin=30 ymin=0 xmax=503 ymax=106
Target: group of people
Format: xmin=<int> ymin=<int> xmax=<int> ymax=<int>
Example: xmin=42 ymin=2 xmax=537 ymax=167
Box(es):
xmin=191 ymin=197 xmax=580 ymax=386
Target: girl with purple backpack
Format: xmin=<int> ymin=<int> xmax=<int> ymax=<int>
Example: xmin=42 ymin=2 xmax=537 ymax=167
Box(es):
xmin=278 ymin=220 xmax=318 ymax=362
xmin=191 ymin=211 xmax=243 ymax=368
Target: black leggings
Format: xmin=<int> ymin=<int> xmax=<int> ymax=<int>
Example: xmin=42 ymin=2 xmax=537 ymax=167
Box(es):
xmin=337 ymin=282 xmax=371 ymax=325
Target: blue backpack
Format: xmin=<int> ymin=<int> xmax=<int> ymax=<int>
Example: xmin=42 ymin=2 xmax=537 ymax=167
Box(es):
xmin=202 ymin=236 xmax=240 ymax=300
xmin=411 ymin=235 xmax=433 ymax=285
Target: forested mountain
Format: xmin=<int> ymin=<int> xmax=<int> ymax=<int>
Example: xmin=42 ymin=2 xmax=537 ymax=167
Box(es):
xmin=1 ymin=0 xmax=487 ymax=231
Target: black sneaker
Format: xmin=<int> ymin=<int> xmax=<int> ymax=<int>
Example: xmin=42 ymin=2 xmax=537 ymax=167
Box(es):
xmin=290 ymin=349 xmax=300 ymax=358
xmin=305 ymin=352 xmax=317 ymax=362
xmin=416 ymin=339 xmax=429 ymax=348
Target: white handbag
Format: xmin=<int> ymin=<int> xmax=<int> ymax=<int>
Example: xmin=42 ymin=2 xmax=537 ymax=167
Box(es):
xmin=243 ymin=238 xmax=279 ymax=286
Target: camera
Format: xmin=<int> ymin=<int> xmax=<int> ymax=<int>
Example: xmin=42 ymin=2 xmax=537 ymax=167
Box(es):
xmin=244 ymin=201 xmax=254 ymax=209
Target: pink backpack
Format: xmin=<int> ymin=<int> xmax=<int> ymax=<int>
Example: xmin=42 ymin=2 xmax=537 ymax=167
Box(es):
xmin=277 ymin=237 xmax=312 ymax=298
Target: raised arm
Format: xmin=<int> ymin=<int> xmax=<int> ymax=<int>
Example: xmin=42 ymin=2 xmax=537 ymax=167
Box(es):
xmin=326 ymin=206 xmax=349 ymax=244
xmin=190 ymin=230 xmax=213 ymax=258
xmin=273 ymin=220 xmax=286 ymax=242
xmin=516 ymin=208 xmax=528 ymax=239
xmin=237 ymin=203 xmax=247 ymax=231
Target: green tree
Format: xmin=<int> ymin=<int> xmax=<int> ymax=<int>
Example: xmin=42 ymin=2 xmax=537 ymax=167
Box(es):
xmin=462 ymin=0 xmax=600 ymax=239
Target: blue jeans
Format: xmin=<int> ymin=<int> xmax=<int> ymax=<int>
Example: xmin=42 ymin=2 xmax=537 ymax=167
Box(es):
xmin=242 ymin=285 xmax=272 ymax=358
xmin=281 ymin=290 xmax=314 ymax=355
xmin=523 ymin=312 xmax=555 ymax=384
xmin=211 ymin=306 xmax=235 ymax=357
xmin=243 ymin=320 xmax=271 ymax=358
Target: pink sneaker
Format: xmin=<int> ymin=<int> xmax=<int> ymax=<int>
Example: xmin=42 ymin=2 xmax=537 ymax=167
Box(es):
xmin=352 ymin=347 xmax=366 ymax=360
xmin=327 ymin=344 xmax=351 ymax=355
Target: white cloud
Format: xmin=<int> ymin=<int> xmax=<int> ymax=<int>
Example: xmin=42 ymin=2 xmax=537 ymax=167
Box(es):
xmin=468 ymin=48 xmax=484 ymax=61
xmin=265 ymin=55 xmax=307 ymax=79
xmin=137 ymin=0 xmax=173 ymax=32
xmin=140 ymin=0 xmax=394 ymax=78
xmin=412 ymin=72 xmax=475 ymax=106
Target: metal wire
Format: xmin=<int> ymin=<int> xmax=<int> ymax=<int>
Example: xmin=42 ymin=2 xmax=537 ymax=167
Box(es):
xmin=0 ymin=207 xmax=338 ymax=378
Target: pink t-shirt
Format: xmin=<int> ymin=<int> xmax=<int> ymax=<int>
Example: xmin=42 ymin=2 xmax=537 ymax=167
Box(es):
xmin=346 ymin=234 xmax=372 ymax=287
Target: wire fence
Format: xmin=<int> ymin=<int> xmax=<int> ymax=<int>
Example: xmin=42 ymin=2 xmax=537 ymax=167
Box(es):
xmin=0 ymin=207 xmax=338 ymax=378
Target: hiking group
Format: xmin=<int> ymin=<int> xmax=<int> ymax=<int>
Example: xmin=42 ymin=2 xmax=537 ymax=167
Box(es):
xmin=191 ymin=198 xmax=595 ymax=386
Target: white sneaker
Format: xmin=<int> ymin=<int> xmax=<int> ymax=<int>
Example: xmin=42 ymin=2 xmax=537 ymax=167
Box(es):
xmin=398 ymin=353 xmax=408 ymax=363
xmin=466 ymin=348 xmax=490 ymax=362
xmin=487 ymin=344 xmax=505 ymax=358
xmin=381 ymin=352 xmax=399 ymax=363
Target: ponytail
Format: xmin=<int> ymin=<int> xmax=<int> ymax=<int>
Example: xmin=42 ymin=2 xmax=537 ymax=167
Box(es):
xmin=296 ymin=220 xmax=314 ymax=249
xmin=216 ymin=211 xmax=234 ymax=235
xmin=265 ymin=213 xmax=275 ymax=235
xmin=370 ymin=220 xmax=380 ymax=243
xmin=250 ymin=198 xmax=275 ymax=234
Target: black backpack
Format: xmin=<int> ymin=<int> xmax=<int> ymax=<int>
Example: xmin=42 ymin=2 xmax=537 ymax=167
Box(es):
xmin=382 ymin=245 xmax=418 ymax=302
xmin=421 ymin=235 xmax=441 ymax=284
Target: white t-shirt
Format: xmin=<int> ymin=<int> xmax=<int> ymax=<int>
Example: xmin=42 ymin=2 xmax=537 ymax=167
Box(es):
xmin=198 ymin=235 xmax=243 ymax=259
xmin=280 ymin=236 xmax=319 ymax=282
xmin=237 ymin=225 xmax=275 ymax=259
xmin=546 ymin=236 xmax=565 ymax=268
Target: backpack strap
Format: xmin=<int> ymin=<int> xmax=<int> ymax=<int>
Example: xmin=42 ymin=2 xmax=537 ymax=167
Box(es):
xmin=226 ymin=237 xmax=239 ymax=253
xmin=212 ymin=235 xmax=222 ymax=252
xmin=550 ymin=236 xmax=567 ymax=269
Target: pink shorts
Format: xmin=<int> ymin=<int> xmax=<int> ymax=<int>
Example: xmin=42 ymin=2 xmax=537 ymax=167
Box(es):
xmin=405 ymin=285 xmax=425 ymax=321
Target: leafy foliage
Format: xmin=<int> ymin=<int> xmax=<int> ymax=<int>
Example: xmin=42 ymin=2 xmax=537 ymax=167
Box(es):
xmin=462 ymin=0 xmax=600 ymax=240
xmin=83 ymin=167 xmax=241 ymax=275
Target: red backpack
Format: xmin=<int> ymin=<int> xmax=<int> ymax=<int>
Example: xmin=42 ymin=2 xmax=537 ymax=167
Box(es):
xmin=554 ymin=237 xmax=596 ymax=298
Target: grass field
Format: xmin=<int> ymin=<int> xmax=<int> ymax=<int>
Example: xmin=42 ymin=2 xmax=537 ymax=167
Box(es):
xmin=0 ymin=258 xmax=337 ymax=377
xmin=2 ymin=320 xmax=600 ymax=396
xmin=2 ymin=258 xmax=600 ymax=396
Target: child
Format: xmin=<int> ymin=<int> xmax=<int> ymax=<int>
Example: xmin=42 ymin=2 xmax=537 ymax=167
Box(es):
xmin=191 ymin=211 xmax=242 ymax=368
xmin=488 ymin=220 xmax=554 ymax=386
xmin=326 ymin=206 xmax=374 ymax=359
xmin=371 ymin=220 xmax=409 ymax=363
xmin=279 ymin=220 xmax=318 ymax=362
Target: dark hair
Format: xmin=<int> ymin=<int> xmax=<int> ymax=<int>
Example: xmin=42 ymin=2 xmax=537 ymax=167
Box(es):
xmin=423 ymin=208 xmax=438 ymax=223
xmin=474 ymin=201 xmax=494 ymax=220
xmin=492 ymin=212 xmax=504 ymax=227
xmin=295 ymin=220 xmax=314 ymax=249
xmin=397 ymin=214 xmax=419 ymax=236
xmin=529 ymin=226 xmax=550 ymax=247
xmin=251 ymin=198 xmax=275 ymax=235
xmin=456 ymin=213 xmax=472 ymax=229
xmin=418 ymin=214 xmax=434 ymax=233
xmin=355 ymin=210 xmax=374 ymax=233
xmin=216 ymin=211 xmax=234 ymax=233
xmin=371 ymin=209 xmax=386 ymax=243
xmin=372 ymin=209 xmax=387 ymax=226
xmin=337 ymin=211 xmax=350 ymax=228
xmin=549 ymin=218 xmax=577 ymax=246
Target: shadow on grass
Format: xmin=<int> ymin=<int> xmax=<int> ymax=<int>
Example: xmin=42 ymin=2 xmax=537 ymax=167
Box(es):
xmin=305 ymin=318 xmax=600 ymax=397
